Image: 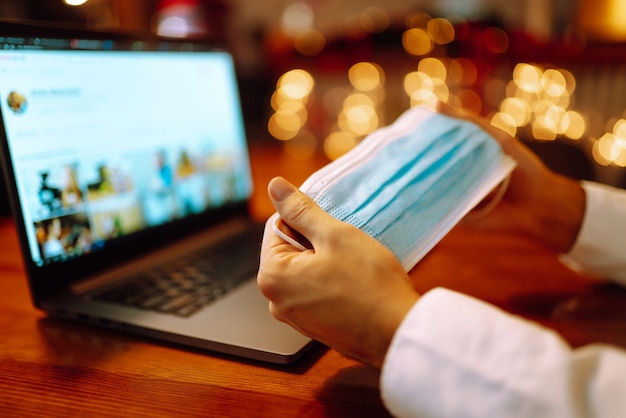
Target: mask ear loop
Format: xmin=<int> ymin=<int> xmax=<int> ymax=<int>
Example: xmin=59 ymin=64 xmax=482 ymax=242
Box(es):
xmin=464 ymin=174 xmax=511 ymax=220
xmin=272 ymin=214 xmax=308 ymax=251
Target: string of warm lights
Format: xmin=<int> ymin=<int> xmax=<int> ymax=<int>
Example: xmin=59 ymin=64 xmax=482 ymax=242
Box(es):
xmin=594 ymin=119 xmax=626 ymax=167
xmin=62 ymin=0 xmax=625 ymax=168
xmin=268 ymin=10 xmax=625 ymax=169
xmin=490 ymin=63 xmax=585 ymax=142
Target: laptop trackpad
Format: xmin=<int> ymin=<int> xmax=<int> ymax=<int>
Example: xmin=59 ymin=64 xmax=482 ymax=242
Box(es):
xmin=184 ymin=279 xmax=313 ymax=356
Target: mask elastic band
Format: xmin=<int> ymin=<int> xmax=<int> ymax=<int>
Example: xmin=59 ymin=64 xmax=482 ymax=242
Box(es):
xmin=272 ymin=214 xmax=308 ymax=251
xmin=464 ymin=174 xmax=511 ymax=220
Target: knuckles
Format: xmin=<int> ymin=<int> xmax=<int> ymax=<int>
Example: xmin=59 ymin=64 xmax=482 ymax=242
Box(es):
xmin=256 ymin=259 xmax=292 ymax=304
xmin=282 ymin=196 xmax=312 ymax=226
xmin=256 ymin=269 xmax=281 ymax=301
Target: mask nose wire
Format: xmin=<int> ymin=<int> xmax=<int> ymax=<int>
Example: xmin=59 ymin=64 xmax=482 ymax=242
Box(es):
xmin=464 ymin=174 xmax=512 ymax=220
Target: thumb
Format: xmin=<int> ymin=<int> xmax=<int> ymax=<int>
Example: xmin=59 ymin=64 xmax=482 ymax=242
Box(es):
xmin=268 ymin=176 xmax=334 ymax=248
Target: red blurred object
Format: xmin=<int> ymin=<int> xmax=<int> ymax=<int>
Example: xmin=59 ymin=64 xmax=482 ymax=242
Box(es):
xmin=155 ymin=0 xmax=228 ymax=41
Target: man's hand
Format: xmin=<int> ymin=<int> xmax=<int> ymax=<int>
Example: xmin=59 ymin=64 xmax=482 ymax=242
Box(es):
xmin=438 ymin=102 xmax=586 ymax=253
xmin=257 ymin=177 xmax=419 ymax=368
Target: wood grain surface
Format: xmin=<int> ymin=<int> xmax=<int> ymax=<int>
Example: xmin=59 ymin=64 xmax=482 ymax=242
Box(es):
xmin=1 ymin=145 xmax=624 ymax=417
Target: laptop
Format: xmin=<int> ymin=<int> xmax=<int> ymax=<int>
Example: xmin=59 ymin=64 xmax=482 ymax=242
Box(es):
xmin=0 ymin=21 xmax=314 ymax=364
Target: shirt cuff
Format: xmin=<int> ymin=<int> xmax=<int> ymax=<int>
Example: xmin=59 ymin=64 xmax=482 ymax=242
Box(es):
xmin=561 ymin=181 xmax=626 ymax=285
xmin=380 ymin=287 xmax=572 ymax=418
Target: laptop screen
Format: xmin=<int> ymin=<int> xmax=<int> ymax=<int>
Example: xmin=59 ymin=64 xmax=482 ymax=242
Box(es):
xmin=0 ymin=31 xmax=253 ymax=267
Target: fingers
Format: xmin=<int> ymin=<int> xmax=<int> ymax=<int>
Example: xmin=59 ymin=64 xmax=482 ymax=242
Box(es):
xmin=435 ymin=100 xmax=469 ymax=119
xmin=435 ymin=101 xmax=497 ymax=135
xmin=435 ymin=101 xmax=520 ymax=157
xmin=267 ymin=176 xmax=337 ymax=249
xmin=437 ymin=101 xmax=503 ymax=139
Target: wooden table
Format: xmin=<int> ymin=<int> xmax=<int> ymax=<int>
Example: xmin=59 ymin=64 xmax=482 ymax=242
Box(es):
xmin=1 ymin=145 xmax=625 ymax=417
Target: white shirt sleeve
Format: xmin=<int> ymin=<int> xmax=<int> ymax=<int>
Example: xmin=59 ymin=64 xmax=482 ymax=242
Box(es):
xmin=380 ymin=288 xmax=626 ymax=418
xmin=561 ymin=181 xmax=626 ymax=285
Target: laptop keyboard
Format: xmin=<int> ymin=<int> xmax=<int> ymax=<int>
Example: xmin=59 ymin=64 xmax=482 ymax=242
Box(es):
xmin=89 ymin=229 xmax=261 ymax=317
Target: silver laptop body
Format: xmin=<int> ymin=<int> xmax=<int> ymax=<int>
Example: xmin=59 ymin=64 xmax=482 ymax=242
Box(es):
xmin=0 ymin=22 xmax=313 ymax=364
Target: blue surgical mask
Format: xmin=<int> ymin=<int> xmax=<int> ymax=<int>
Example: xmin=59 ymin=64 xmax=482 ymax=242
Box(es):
xmin=276 ymin=106 xmax=516 ymax=272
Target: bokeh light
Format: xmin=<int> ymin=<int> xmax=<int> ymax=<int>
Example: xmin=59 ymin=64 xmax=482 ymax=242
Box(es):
xmin=513 ymin=63 xmax=543 ymax=93
xmin=266 ymin=11 xmax=623 ymax=176
xmin=482 ymin=27 xmax=509 ymax=53
xmin=277 ymin=69 xmax=314 ymax=100
xmin=324 ymin=131 xmax=359 ymax=160
xmin=562 ymin=111 xmax=586 ymax=139
xmin=268 ymin=109 xmax=303 ymax=140
xmin=404 ymin=57 xmax=453 ymax=109
xmin=426 ymin=18 xmax=455 ymax=45
xmin=269 ymin=69 xmax=315 ymax=142
xmin=281 ymin=2 xmax=314 ymax=37
xmin=349 ymin=62 xmax=383 ymax=92
xmin=593 ymin=119 xmax=626 ymax=166
xmin=494 ymin=63 xmax=587 ymax=143
xmin=294 ymin=29 xmax=326 ymax=56
xmin=402 ymin=28 xmax=433 ymax=56
xmin=418 ymin=57 xmax=447 ymax=80
xmin=500 ymin=97 xmax=530 ymax=127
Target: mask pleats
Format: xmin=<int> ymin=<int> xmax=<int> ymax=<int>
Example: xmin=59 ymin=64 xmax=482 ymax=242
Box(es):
xmin=299 ymin=106 xmax=516 ymax=271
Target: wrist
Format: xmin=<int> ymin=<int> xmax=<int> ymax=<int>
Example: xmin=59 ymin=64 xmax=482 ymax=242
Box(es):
xmin=531 ymin=174 xmax=586 ymax=253
xmin=368 ymin=292 xmax=420 ymax=369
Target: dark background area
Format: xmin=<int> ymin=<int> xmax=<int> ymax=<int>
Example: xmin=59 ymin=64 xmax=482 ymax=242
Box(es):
xmin=2 ymin=0 xmax=626 ymax=216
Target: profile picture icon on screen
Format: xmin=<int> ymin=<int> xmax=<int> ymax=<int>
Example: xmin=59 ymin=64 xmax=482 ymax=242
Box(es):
xmin=7 ymin=91 xmax=28 ymax=114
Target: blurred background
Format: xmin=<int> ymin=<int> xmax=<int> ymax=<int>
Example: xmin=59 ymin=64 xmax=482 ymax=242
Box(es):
xmin=1 ymin=0 xmax=626 ymax=194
